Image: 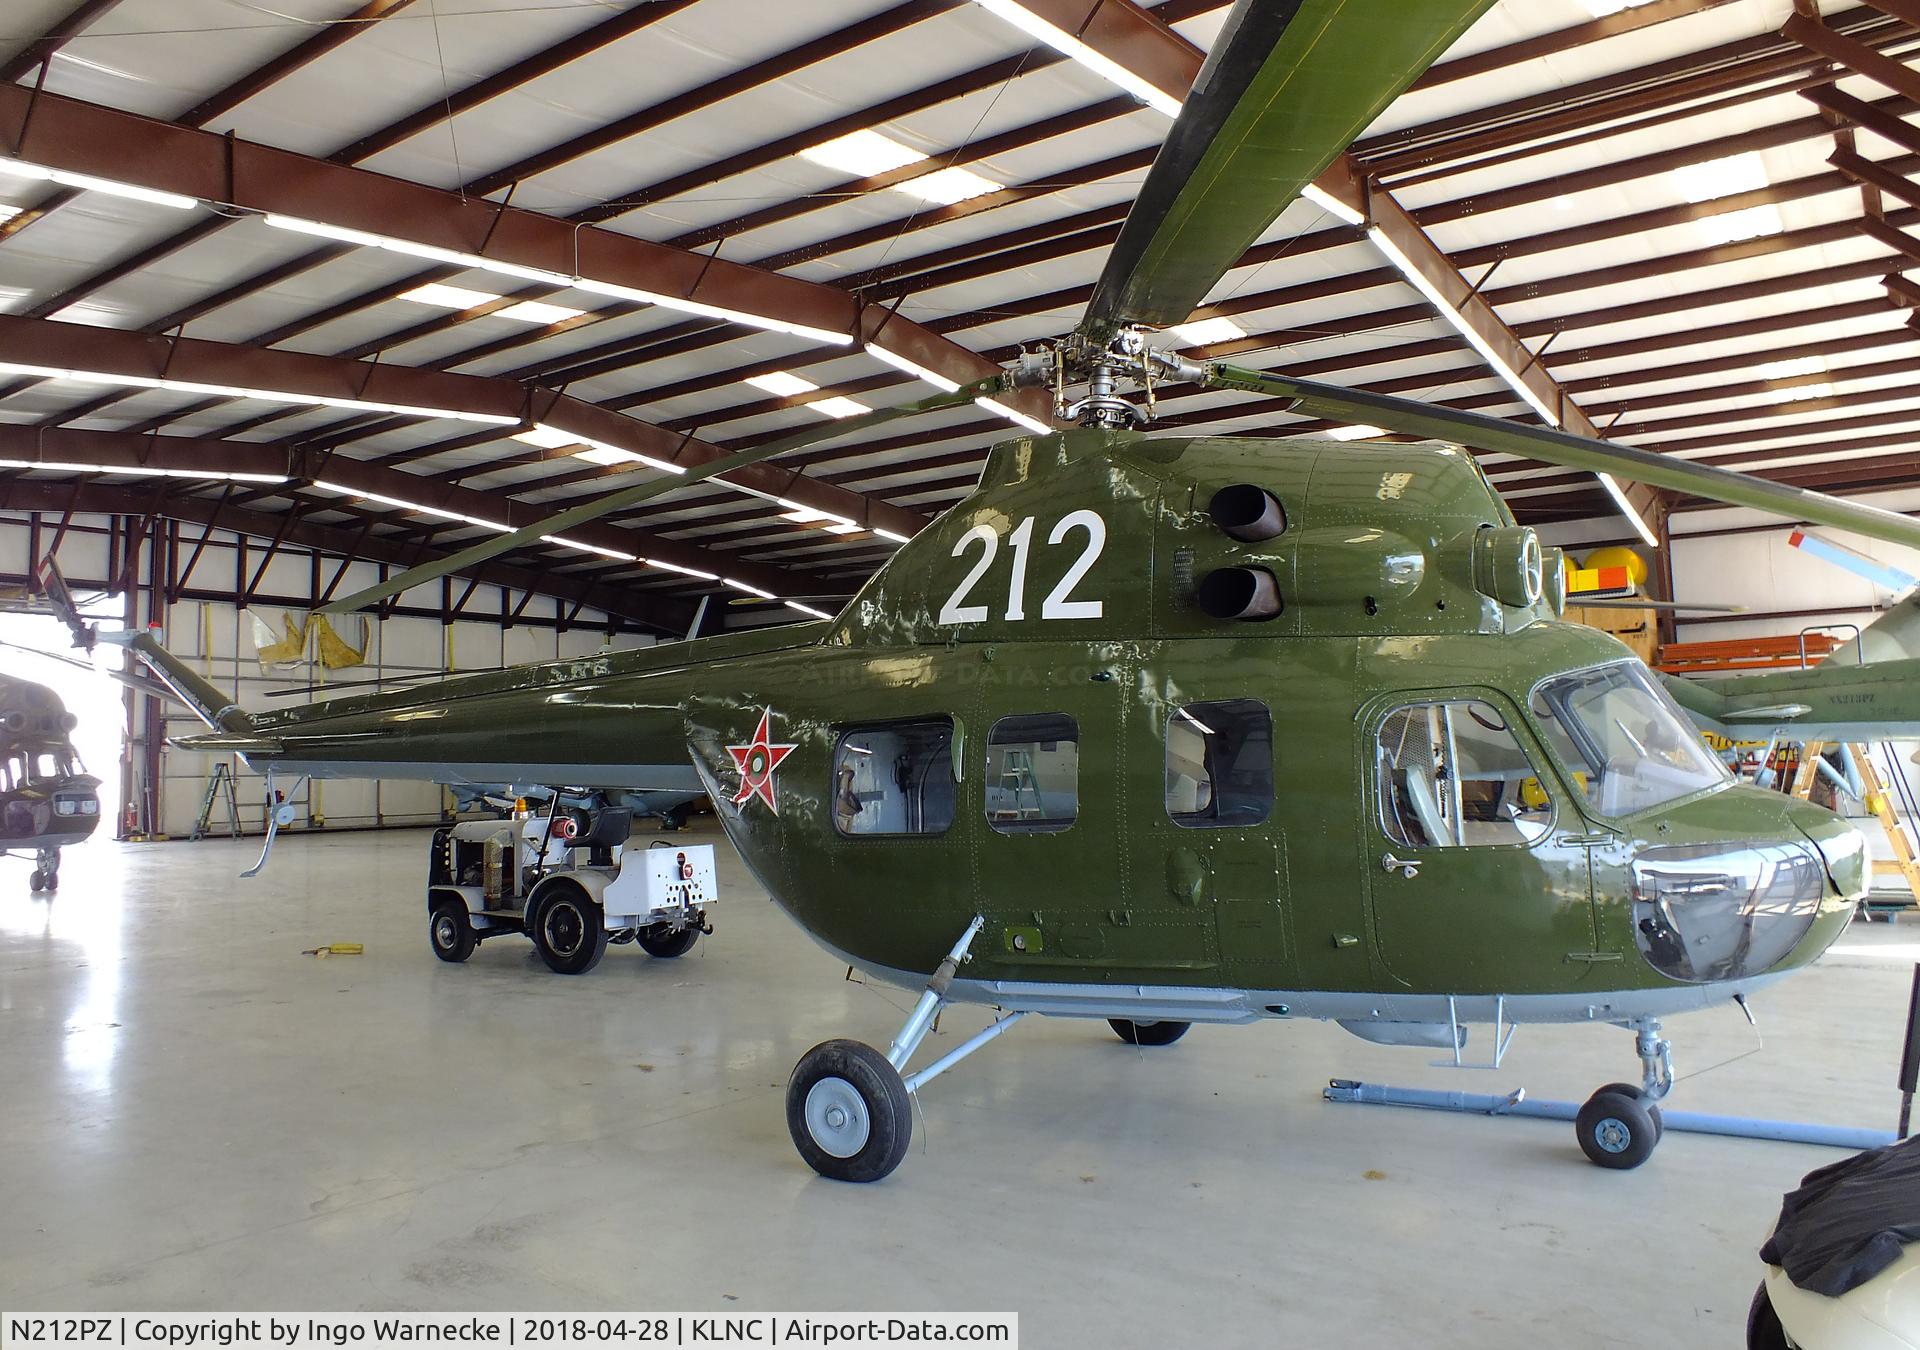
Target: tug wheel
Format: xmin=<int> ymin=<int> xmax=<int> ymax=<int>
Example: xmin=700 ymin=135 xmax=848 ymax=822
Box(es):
xmin=1597 ymin=1081 xmax=1664 ymax=1143
xmin=1109 ymin=1019 xmax=1190 ymax=1046
xmin=1576 ymin=1088 xmax=1659 ymax=1169
xmin=530 ymin=884 xmax=607 ymax=975
xmin=637 ymin=924 xmax=699 ymax=959
xmin=787 ymin=1039 xmax=912 ymax=1183
xmin=428 ymin=898 xmax=475 ymax=963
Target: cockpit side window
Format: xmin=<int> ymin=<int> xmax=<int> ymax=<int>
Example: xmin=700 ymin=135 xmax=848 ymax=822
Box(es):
xmin=984 ymin=714 xmax=1078 ymax=834
xmin=1376 ymin=700 xmax=1553 ymax=849
xmin=832 ymin=719 xmax=955 ymax=837
xmin=1166 ymin=699 xmax=1273 ymax=828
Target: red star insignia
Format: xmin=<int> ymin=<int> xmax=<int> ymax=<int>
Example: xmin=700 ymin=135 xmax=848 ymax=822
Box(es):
xmin=727 ymin=708 xmax=797 ymax=814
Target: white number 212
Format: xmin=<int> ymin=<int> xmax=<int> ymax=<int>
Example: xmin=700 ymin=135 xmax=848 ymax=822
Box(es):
xmin=937 ymin=510 xmax=1106 ymax=625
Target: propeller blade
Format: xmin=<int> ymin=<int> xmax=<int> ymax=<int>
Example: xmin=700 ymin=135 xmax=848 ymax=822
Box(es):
xmin=1082 ymin=0 xmax=1490 ymax=336
xmin=320 ymin=380 xmax=1000 ymax=615
xmin=1206 ymin=363 xmax=1920 ymax=553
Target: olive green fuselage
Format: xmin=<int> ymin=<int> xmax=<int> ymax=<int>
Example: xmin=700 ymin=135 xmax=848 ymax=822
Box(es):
xmin=196 ymin=431 xmax=1861 ymax=1024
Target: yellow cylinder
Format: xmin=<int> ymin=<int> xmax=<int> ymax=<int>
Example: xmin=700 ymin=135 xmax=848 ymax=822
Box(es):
xmin=1581 ymin=546 xmax=1648 ymax=587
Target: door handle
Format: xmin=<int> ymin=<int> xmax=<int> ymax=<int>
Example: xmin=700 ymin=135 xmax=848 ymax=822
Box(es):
xmin=1381 ymin=853 xmax=1420 ymax=879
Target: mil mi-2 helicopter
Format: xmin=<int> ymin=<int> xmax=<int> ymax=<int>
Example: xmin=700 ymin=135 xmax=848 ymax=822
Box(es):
xmin=60 ymin=0 xmax=1920 ymax=1181
xmin=0 ymin=672 xmax=102 ymax=892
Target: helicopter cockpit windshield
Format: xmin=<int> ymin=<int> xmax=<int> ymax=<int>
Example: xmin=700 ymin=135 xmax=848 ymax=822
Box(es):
xmin=1 ymin=746 xmax=82 ymax=790
xmin=1528 ymin=662 xmax=1728 ymax=818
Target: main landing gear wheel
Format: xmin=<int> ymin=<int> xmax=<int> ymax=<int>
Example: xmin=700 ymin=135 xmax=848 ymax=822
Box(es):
xmin=28 ymin=868 xmax=49 ymax=892
xmin=637 ymin=924 xmax=698 ymax=959
xmin=787 ymin=1039 xmax=912 ymax=1183
xmin=1109 ymin=1018 xmax=1190 ymax=1046
xmin=429 ymin=898 xmax=475 ymax=963
xmin=1576 ymin=1089 xmax=1660 ymax=1169
xmin=530 ymin=885 xmax=607 ymax=975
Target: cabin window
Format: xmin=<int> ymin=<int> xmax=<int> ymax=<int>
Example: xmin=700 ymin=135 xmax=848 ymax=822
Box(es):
xmin=1376 ymin=700 xmax=1552 ymax=848
xmin=831 ymin=719 xmax=956 ymax=837
xmin=984 ymin=713 xmax=1078 ymax=834
xmin=1166 ymin=699 xmax=1273 ymax=828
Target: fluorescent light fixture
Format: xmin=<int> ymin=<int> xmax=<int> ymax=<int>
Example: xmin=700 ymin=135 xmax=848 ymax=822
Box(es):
xmin=865 ymin=343 xmax=963 ymax=393
xmin=1301 ymin=182 xmax=1365 ymax=227
xmin=496 ymin=299 xmax=584 ymax=325
xmin=0 ymin=458 xmax=285 ymax=483
xmin=1598 ymin=472 xmax=1659 ymax=548
xmin=800 ymin=129 xmax=928 ymax=177
xmin=976 ymin=395 xmax=1051 ymax=436
xmin=1695 ymin=204 xmax=1784 ymax=247
xmin=780 ymin=499 xmax=863 ymax=533
xmin=1365 ymin=227 xmax=1560 ymax=428
xmin=1671 ymin=152 xmax=1770 ymax=204
xmin=401 ymin=282 xmax=501 ymax=310
xmin=0 ymin=359 xmax=518 ymax=425
xmin=875 ymin=527 xmax=912 ymax=544
xmin=541 ymin=534 xmax=636 ymax=561
xmin=648 ymin=559 xmax=719 ymax=581
xmin=1326 ymin=424 xmax=1385 ymax=441
xmin=1579 ymin=0 xmax=1658 ymax=16
xmin=724 ymin=578 xmax=777 ymax=599
xmin=747 ymin=371 xmax=820 ymax=398
xmin=264 ymin=214 xmax=852 ymax=346
xmin=807 ymin=395 xmax=870 ymax=419
xmin=568 ymin=276 xmax=852 ymax=346
xmin=0 ymin=205 xmax=20 ymax=224
xmin=574 ymin=445 xmax=645 ymax=466
xmin=1168 ymin=316 xmax=1244 ymax=348
xmin=787 ymin=601 xmax=834 ymax=620
xmin=897 ymin=166 xmax=1000 ymax=206
xmin=0 ymin=157 xmax=196 ymax=211
xmin=1364 ymin=226 xmax=1655 ymax=546
xmin=512 ymin=424 xmax=584 ymax=450
xmin=967 ymin=0 xmax=1182 ymax=117
xmin=313 ymin=481 xmax=509 ymax=531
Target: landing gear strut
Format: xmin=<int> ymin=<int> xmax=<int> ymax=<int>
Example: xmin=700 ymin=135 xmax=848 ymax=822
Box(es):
xmin=787 ymin=916 xmax=1027 ymax=1182
xmin=1574 ymin=1018 xmax=1671 ymax=1170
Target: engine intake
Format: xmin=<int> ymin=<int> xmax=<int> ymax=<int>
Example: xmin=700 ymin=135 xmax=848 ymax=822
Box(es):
xmin=1208 ymin=484 xmax=1287 ymax=542
xmin=1196 ymin=567 xmax=1282 ymax=621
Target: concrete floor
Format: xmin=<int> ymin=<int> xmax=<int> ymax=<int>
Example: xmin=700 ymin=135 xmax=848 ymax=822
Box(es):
xmin=0 ymin=824 xmax=1913 ymax=1346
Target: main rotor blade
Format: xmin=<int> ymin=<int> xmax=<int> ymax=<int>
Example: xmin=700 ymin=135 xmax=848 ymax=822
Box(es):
xmin=320 ymin=380 xmax=1002 ymax=615
xmin=1208 ymin=363 xmax=1920 ymax=552
xmin=1082 ymin=0 xmax=1491 ymax=336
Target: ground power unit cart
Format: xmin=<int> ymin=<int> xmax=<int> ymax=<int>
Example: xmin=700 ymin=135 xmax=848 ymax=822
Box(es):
xmin=426 ymin=807 xmax=716 ymax=973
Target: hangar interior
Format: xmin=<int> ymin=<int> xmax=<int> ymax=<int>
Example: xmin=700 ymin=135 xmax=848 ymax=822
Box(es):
xmin=1 ymin=0 xmax=1919 ymax=1344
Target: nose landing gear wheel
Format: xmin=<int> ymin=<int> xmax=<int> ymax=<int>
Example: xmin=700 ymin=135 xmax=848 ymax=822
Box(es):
xmin=1109 ymin=1018 xmax=1190 ymax=1046
xmin=1596 ymin=1081 xmax=1664 ymax=1142
xmin=637 ymin=924 xmax=698 ymax=959
xmin=786 ymin=1039 xmax=912 ymax=1183
xmin=530 ymin=886 xmax=607 ymax=974
xmin=28 ymin=868 xmax=47 ymax=892
xmin=429 ymin=899 xmax=475 ymax=963
xmin=1576 ymin=1088 xmax=1659 ymax=1169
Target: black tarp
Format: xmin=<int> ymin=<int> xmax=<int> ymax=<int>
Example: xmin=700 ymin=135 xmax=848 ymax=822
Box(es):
xmin=1762 ymin=1134 xmax=1920 ymax=1297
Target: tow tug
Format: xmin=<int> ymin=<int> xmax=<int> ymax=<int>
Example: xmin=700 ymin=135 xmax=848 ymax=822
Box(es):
xmin=426 ymin=800 xmax=716 ymax=974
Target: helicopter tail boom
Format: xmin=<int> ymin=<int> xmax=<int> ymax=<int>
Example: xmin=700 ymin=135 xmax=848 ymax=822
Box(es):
xmin=107 ymin=630 xmax=256 ymax=735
